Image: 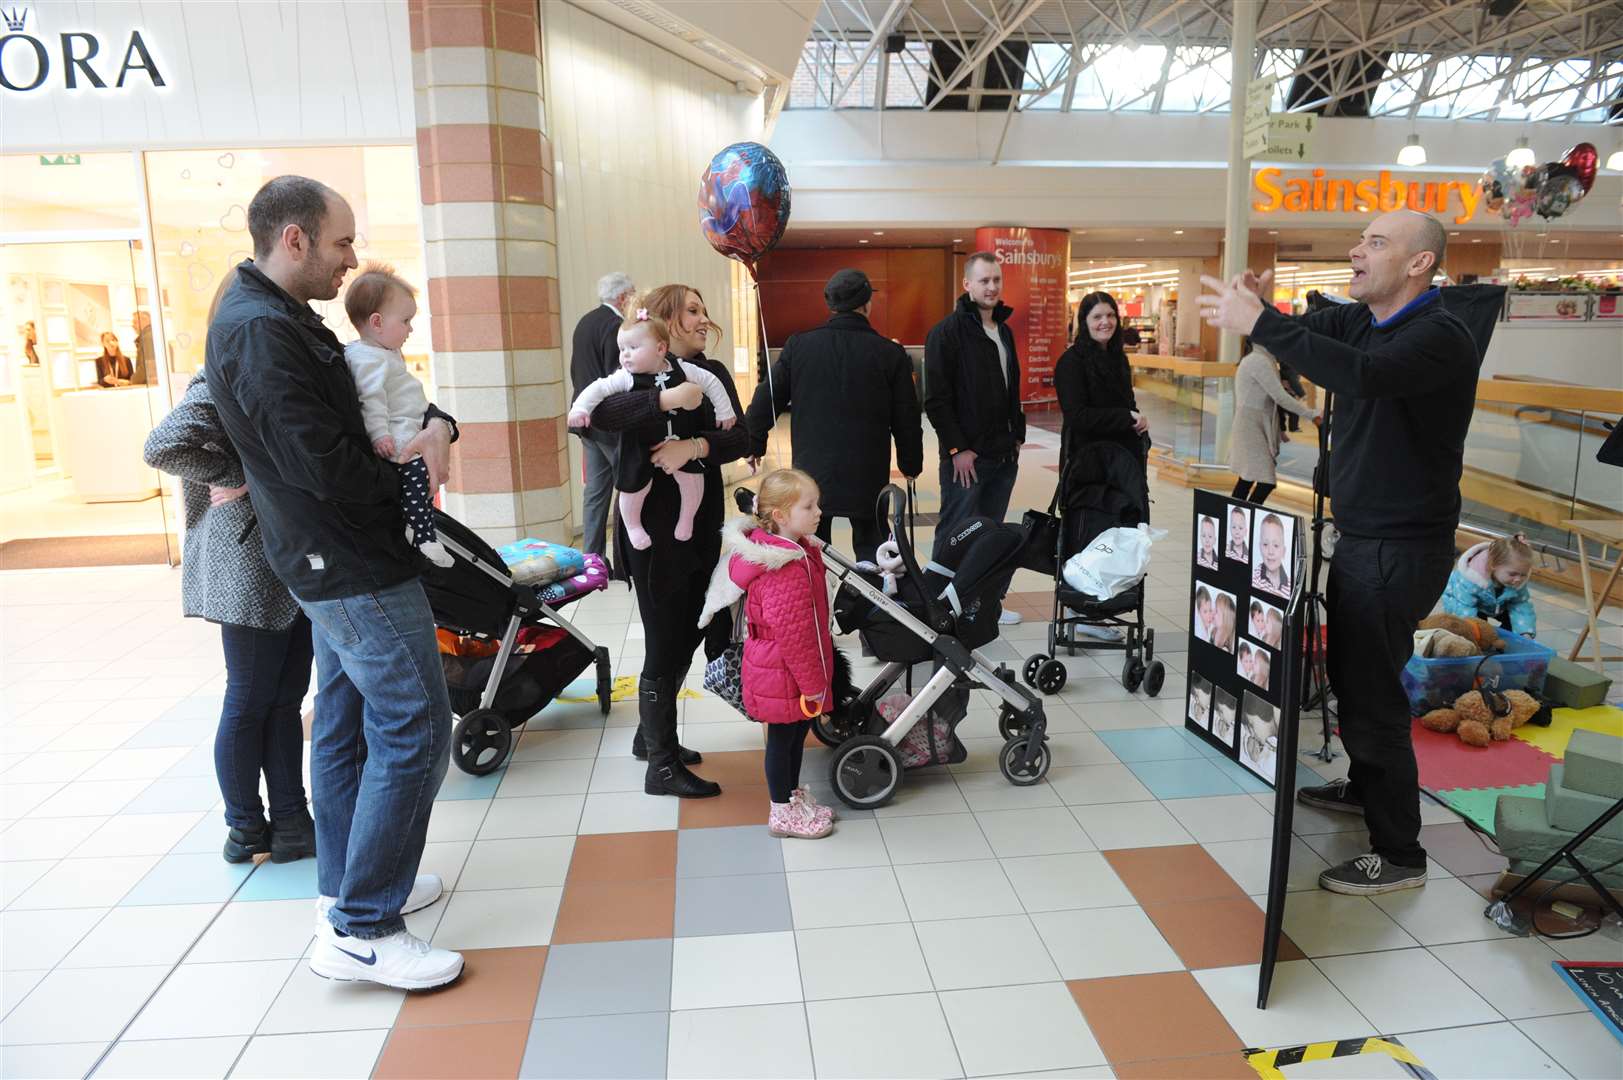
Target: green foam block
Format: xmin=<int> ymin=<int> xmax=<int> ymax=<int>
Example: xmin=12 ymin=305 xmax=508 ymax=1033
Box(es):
xmin=1495 ymin=794 xmax=1623 ymax=868
xmin=1543 ymin=657 xmax=1612 ymax=710
xmin=1564 ymin=729 xmax=1623 ymax=800
xmin=1546 ymin=764 xmax=1623 ymax=840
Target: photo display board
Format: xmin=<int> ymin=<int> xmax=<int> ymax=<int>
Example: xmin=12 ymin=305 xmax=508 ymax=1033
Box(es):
xmin=1183 ymin=490 xmax=1304 ymax=787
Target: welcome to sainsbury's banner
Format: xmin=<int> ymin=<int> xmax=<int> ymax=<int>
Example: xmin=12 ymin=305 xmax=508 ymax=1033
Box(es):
xmin=973 ymin=226 xmax=1069 ymax=405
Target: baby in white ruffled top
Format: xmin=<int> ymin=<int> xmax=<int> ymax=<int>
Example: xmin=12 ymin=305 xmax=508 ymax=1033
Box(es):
xmin=342 ymin=263 xmax=452 ymax=568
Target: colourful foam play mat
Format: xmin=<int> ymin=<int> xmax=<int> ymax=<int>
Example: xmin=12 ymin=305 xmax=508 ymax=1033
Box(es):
xmin=1414 ymin=704 xmax=1623 ymax=834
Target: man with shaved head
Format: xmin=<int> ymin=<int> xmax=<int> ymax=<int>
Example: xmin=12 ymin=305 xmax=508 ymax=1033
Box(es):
xmin=1198 ymin=209 xmax=1478 ymax=897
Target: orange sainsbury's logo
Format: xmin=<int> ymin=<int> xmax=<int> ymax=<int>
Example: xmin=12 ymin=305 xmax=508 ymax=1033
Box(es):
xmin=1253 ymin=167 xmax=1483 ymax=225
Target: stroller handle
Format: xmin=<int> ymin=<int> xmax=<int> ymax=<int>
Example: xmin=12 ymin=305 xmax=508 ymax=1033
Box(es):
xmin=874 ymin=483 xmax=949 ymax=633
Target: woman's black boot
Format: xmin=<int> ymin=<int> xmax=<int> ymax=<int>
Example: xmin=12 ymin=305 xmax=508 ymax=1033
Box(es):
xmin=639 ymin=675 xmax=720 ymax=799
xmin=223 ymin=818 xmax=271 ymax=864
xmin=269 ymin=806 xmax=317 ymax=863
xmin=631 ymin=726 xmax=702 ymax=765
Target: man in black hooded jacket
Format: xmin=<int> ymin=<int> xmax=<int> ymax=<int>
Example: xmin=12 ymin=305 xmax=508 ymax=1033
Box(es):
xmin=745 ymin=269 xmax=923 ymax=561
xmin=924 ymin=251 xmax=1027 ymax=622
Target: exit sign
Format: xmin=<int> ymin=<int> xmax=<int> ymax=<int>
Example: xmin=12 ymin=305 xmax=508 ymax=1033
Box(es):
xmin=39 ymin=154 xmax=82 ymax=166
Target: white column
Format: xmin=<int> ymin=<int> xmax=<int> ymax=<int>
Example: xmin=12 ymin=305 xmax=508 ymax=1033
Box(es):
xmin=1218 ymin=1 xmax=1259 ymax=367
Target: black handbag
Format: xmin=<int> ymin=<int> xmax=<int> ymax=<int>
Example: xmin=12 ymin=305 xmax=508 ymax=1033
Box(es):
xmin=1018 ymin=489 xmax=1061 ymax=575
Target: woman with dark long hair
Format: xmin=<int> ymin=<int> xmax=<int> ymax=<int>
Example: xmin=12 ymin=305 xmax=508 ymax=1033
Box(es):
xmin=587 ymin=283 xmax=749 ymax=798
xmin=1053 ymin=291 xmax=1149 ymax=456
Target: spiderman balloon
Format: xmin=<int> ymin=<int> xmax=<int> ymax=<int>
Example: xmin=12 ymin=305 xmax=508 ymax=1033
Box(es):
xmin=698 ymin=142 xmax=791 ymax=275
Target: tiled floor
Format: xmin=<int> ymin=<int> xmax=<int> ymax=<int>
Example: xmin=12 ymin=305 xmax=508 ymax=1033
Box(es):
xmin=3 ymin=422 xmax=1621 ymax=1079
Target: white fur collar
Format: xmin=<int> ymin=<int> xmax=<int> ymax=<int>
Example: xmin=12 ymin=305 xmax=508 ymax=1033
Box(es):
xmin=1456 ymin=541 xmax=1492 ymax=587
xmin=697 ymin=516 xmax=819 ymax=628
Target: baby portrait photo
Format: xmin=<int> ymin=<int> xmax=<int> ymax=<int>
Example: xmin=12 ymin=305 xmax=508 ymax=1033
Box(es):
xmin=1196 ymin=513 xmax=1220 ymax=571
xmin=1224 ymin=503 xmax=1252 ymax=564
xmin=1212 ymin=685 xmax=1238 ymax=748
xmin=1237 ymin=639 xmax=1272 ymax=690
xmin=1188 ymin=672 xmax=1213 ymax=730
xmin=1251 ymin=510 xmax=1295 ymax=602
xmin=1192 ymin=585 xmax=1237 ymax=654
xmin=1240 ymin=691 xmax=1280 ymax=782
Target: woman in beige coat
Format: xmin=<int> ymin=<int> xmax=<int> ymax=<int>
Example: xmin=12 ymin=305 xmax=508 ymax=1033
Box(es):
xmin=1228 ymin=342 xmax=1319 ymax=504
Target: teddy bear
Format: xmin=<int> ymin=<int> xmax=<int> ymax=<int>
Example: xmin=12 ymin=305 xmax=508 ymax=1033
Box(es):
xmin=1417 ymin=613 xmax=1505 ymax=654
xmin=1413 ymin=627 xmax=1482 ymax=658
xmin=1418 ymin=688 xmax=1542 ymax=747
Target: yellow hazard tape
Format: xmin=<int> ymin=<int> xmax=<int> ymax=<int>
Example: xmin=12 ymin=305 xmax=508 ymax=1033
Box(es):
xmin=1246 ymin=1037 xmax=1431 ymax=1080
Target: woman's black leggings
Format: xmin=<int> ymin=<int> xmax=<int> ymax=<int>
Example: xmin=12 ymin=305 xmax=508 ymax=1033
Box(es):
xmin=764 ymin=721 xmax=811 ymax=803
xmin=1231 ymin=479 xmax=1275 ymax=505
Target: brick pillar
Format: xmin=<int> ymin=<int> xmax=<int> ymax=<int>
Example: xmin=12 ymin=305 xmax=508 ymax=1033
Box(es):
xmin=409 ymin=0 xmax=569 ymax=545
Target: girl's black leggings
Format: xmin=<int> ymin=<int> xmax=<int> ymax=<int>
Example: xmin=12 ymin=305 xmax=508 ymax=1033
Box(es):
xmin=1231 ymin=479 xmax=1275 ymax=505
xmin=764 ymin=720 xmax=811 ymax=803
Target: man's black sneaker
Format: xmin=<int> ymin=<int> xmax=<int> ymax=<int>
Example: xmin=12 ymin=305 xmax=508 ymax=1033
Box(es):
xmin=1297 ymin=777 xmax=1362 ymax=815
xmin=223 ymin=820 xmax=270 ymax=864
xmin=1319 ymin=853 xmax=1427 ymax=895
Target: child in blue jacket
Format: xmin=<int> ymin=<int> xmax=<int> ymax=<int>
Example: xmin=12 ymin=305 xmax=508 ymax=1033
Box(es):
xmin=1441 ymin=535 xmax=1536 ymax=637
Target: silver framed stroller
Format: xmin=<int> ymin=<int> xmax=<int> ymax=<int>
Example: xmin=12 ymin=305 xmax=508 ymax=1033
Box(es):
xmin=821 ymin=485 xmax=1052 ymax=809
xmin=1024 ymin=436 xmax=1166 ymax=699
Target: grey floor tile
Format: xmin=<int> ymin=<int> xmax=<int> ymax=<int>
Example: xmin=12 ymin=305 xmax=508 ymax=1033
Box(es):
xmin=676 ymin=824 xmax=785 ymax=878
xmin=534 ymin=938 xmax=673 ymax=1019
xmin=521 ymin=1012 xmax=670 ymax=1079
xmin=675 ymin=872 xmax=792 ymax=937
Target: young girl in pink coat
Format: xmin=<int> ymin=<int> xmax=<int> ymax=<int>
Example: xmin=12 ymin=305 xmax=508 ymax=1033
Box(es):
xmin=700 ymin=469 xmax=835 ymax=839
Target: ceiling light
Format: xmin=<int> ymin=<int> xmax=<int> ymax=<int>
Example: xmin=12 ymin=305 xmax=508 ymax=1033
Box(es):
xmin=1449 ymin=232 xmax=1460 ymax=237
xmin=1607 ymin=148 xmax=1623 ymax=171
xmin=1173 ymin=229 xmax=1185 ymax=235
xmin=1135 ymin=237 xmax=1145 ymax=242
xmin=1470 ymin=238 xmax=1481 ymax=243
xmin=1506 ymin=137 xmax=1535 ymax=169
xmin=872 ymin=230 xmax=885 ymax=235
xmin=858 ymin=239 xmax=868 ymax=244
xmin=1397 ymin=134 xmax=1427 ymax=166
xmin=1068 ymin=262 xmax=1149 ymax=279
xmin=1268 ymin=230 xmax=1278 ymax=235
xmin=952 ymin=238 xmax=964 ymax=243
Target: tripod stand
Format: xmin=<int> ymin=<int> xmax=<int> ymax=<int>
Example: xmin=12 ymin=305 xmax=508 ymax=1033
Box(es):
xmin=1300 ymin=389 xmax=1338 ymax=763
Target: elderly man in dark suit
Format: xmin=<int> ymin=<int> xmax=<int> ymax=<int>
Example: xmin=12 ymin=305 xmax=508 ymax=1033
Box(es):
xmin=571 ymin=271 xmax=636 ymax=559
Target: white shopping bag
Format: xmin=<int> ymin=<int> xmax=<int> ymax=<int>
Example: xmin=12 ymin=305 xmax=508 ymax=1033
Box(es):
xmin=1062 ymin=524 xmax=1167 ymax=600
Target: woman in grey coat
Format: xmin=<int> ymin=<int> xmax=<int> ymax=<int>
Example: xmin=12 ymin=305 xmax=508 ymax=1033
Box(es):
xmin=144 ymin=373 xmax=316 ymax=865
xmin=1228 ymin=342 xmax=1319 ymax=504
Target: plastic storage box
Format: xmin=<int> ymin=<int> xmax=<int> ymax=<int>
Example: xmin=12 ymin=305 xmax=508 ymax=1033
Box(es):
xmin=1402 ymin=628 xmax=1555 ymax=713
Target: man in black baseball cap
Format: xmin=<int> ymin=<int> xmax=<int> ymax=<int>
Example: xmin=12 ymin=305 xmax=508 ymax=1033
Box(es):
xmin=745 ymin=269 xmax=922 ymax=561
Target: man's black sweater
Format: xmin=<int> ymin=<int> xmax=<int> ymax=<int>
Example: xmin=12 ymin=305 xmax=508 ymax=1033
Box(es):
xmin=1249 ymin=289 xmax=1479 ymax=539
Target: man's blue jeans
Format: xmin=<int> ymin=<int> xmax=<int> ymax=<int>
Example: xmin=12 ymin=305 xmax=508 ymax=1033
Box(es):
xmin=299 ymin=579 xmax=450 ymax=940
xmin=937 ymin=453 xmax=1020 ymax=533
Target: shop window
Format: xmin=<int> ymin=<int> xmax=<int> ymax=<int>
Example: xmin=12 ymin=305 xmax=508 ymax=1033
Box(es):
xmin=0 ymin=152 xmax=141 ymax=234
xmin=142 ymin=145 xmax=429 ymax=391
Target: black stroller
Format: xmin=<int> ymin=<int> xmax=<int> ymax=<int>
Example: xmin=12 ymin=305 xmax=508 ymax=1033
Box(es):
xmin=1023 ymin=436 xmax=1166 ymax=698
xmin=420 ymin=511 xmax=613 ymax=775
xmin=820 ymin=485 xmax=1051 ymax=808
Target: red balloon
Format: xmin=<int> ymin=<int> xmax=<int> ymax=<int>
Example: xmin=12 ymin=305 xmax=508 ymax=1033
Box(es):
xmin=1561 ymin=142 xmax=1597 ymax=193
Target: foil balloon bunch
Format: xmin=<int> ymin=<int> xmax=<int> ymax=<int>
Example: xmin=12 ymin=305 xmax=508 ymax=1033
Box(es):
xmin=697 ymin=142 xmax=791 ymax=276
xmin=1478 ymin=142 xmax=1597 ymax=226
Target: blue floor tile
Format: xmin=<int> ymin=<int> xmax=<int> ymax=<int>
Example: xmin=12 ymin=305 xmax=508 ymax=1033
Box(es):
xmin=121 ymin=852 xmax=253 ymax=905
xmin=1126 ymin=757 xmax=1248 ymax=799
xmin=520 ymin=1013 xmax=669 ymax=1080
xmin=674 ymin=873 xmax=792 ymax=937
xmin=121 ymin=776 xmax=222 ymax=815
xmin=436 ymin=765 xmax=507 ymax=801
xmin=675 ymin=825 xmax=784 ymax=878
xmin=1096 ymin=727 xmax=1209 ymax=763
xmin=534 ymin=939 xmax=673 ymax=1019
xmin=1209 ymin=753 xmax=1272 ymax=794
xmin=234 ymin=855 xmax=319 ymax=901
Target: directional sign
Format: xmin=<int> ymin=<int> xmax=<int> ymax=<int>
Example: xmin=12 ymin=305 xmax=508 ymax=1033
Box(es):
xmin=1255 ymin=113 xmax=1317 ymax=162
xmin=1244 ymin=76 xmax=1276 ymax=134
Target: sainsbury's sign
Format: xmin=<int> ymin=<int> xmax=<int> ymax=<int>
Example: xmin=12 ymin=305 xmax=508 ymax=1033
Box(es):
xmin=1253 ymin=167 xmax=1484 ymax=225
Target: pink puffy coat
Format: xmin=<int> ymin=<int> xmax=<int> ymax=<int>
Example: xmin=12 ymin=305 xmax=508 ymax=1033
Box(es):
xmin=719 ymin=523 xmax=835 ymax=725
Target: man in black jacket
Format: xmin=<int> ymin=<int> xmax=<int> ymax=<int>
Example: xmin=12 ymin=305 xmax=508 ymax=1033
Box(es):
xmin=1199 ymin=209 xmax=1479 ymax=897
xmin=571 ymin=271 xmax=635 ymax=559
xmin=206 ymin=175 xmax=464 ymax=991
xmin=925 ymin=252 xmax=1027 ymax=624
xmin=745 ymin=269 xmax=923 ymax=561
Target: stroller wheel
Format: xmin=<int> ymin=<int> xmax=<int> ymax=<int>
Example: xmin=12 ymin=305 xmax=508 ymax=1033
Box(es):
xmin=1021 ymin=654 xmax=1046 ymax=688
xmin=1121 ymin=657 xmax=1146 ymax=693
xmin=1035 ymin=659 xmax=1067 ymax=695
xmin=997 ymin=704 xmax=1031 ymax=741
xmin=594 ymin=646 xmax=612 ymax=716
xmin=1144 ymin=660 xmax=1166 ymax=697
xmin=830 ymin=735 xmax=903 ymax=809
xmin=999 ymin=737 xmax=1051 ymax=786
xmin=453 ymin=709 xmax=511 ymax=776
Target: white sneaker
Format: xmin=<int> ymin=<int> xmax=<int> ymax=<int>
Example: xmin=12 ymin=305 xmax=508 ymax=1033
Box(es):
xmin=998 ymin=609 xmax=1023 ymax=626
xmin=315 ymin=873 xmax=445 ymax=935
xmin=1072 ymin=625 xmax=1125 ymax=643
xmin=309 ymin=927 xmax=464 ymax=991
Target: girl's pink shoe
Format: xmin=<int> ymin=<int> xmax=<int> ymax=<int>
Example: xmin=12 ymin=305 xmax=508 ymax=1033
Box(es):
xmin=792 ymin=786 xmax=836 ymax=824
xmin=769 ymin=801 xmax=832 ymax=839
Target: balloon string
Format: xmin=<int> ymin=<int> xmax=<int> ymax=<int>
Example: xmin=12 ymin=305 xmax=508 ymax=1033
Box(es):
xmin=753 ymin=272 xmax=776 ymax=463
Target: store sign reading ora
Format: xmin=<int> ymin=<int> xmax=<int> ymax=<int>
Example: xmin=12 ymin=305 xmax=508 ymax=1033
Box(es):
xmin=0 ymin=6 xmax=166 ymax=92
